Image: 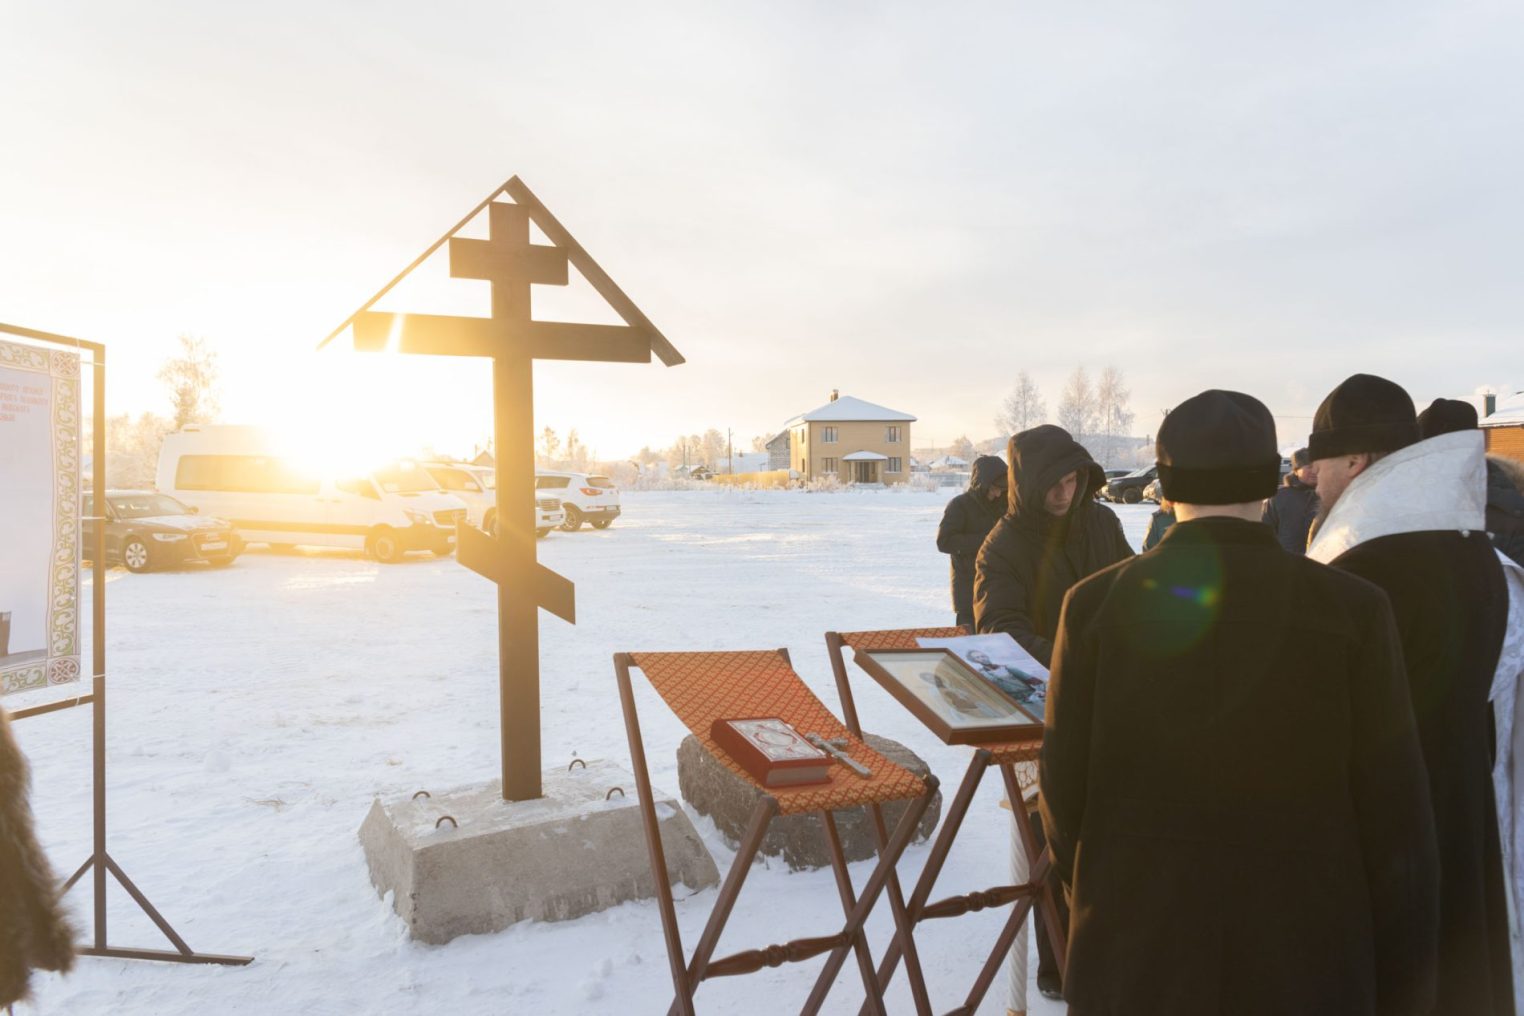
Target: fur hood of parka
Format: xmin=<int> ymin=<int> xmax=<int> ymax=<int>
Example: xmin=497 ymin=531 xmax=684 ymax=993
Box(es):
xmin=0 ymin=708 xmax=76 ymax=1006
xmin=1006 ymin=425 xmax=1107 ymax=526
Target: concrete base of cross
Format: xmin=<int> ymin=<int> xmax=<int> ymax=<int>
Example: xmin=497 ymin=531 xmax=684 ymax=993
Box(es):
xmin=359 ymin=759 xmax=720 ymax=944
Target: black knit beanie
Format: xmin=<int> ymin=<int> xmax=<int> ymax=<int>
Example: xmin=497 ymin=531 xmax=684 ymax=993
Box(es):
xmin=1156 ymin=390 xmax=1281 ymax=504
xmin=1416 ymin=398 xmax=1479 ymax=439
xmin=1307 ymin=374 xmax=1419 ymax=460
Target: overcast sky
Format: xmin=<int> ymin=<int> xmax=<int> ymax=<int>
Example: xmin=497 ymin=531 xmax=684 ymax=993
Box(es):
xmin=3 ymin=1 xmax=1520 ymax=460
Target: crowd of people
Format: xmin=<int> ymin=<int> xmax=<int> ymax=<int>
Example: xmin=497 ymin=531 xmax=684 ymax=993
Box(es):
xmin=938 ymin=375 xmax=1524 ymax=1015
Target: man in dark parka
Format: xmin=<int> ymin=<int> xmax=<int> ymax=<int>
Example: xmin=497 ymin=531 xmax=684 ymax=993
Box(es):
xmin=1309 ymin=376 xmax=1514 ymax=1016
xmin=973 ymin=425 xmax=1132 ymax=667
xmin=936 ymin=455 xmax=1006 ymax=628
xmin=1262 ymin=446 xmax=1319 ymax=553
xmin=1042 ymin=390 xmax=1440 ymax=1016
xmin=974 ymin=425 xmax=1131 ymax=996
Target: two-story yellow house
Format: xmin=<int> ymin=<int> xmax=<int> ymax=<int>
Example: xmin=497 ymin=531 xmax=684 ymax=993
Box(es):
xmin=783 ymin=391 xmax=916 ymax=485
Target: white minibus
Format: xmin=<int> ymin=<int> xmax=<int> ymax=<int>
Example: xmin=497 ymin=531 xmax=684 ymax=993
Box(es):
xmin=156 ymin=425 xmax=468 ymax=562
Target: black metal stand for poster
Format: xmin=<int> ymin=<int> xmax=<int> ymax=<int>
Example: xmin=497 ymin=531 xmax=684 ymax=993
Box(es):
xmin=2 ymin=322 xmax=251 ymax=968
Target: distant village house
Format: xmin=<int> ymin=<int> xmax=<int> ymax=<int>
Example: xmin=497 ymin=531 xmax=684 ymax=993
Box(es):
xmin=781 ymin=391 xmax=916 ymax=485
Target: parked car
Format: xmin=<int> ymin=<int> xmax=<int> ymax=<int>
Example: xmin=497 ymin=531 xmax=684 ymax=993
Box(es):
xmin=83 ymin=490 xmax=243 ymax=573
xmin=1142 ymin=478 xmax=1163 ymax=504
xmin=157 ymin=425 xmax=467 ymax=563
xmin=535 ymin=470 xmax=622 ymax=531
xmin=1097 ymin=468 xmax=1131 ymax=499
xmin=1103 ymin=464 xmax=1158 ymax=504
xmin=422 ymin=462 xmax=565 ymax=538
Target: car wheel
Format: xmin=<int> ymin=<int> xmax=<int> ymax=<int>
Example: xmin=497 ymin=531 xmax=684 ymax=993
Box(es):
xmin=368 ymin=527 xmax=406 ymax=563
xmin=591 ymin=520 xmax=613 ymax=530
xmin=122 ymin=538 xmax=152 ymax=573
xmin=560 ymin=507 xmax=584 ymax=532
xmin=536 ymin=528 xmax=551 ymax=539
xmin=432 ymin=547 xmax=454 ymax=558
xmin=1123 ymin=487 xmax=1142 ymax=504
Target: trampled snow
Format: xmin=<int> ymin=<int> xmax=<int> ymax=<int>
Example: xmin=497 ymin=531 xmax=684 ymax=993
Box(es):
xmin=13 ymin=491 xmax=1154 ymax=1015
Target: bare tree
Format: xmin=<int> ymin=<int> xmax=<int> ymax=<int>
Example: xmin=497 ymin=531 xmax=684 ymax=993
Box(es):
xmin=700 ymin=428 xmax=726 ymax=469
xmin=996 ymin=370 xmax=1047 ymax=437
xmin=1094 ymin=366 xmax=1135 ymax=467
xmin=1057 ymin=367 xmax=1098 ymax=442
xmin=102 ymin=411 xmax=173 ymax=487
xmin=750 ymin=434 xmax=769 ymax=453
xmin=157 ymin=335 xmax=219 ymax=431
xmin=537 ymin=427 xmax=561 ymax=466
xmin=563 ymin=429 xmax=588 ymax=469
xmin=950 ymin=435 xmax=977 ymax=462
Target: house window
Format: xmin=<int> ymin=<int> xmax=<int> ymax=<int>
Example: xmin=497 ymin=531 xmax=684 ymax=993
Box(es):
xmin=888 ymin=457 xmax=902 ymax=473
xmin=823 ymin=458 xmax=838 ymax=474
xmin=822 ymin=426 xmax=838 ymax=443
xmin=886 ymin=426 xmax=900 ymax=443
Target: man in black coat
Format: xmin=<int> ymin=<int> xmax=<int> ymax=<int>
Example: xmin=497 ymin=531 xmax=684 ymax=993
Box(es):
xmin=1042 ymin=389 xmax=1440 ymax=1016
xmin=973 ymin=425 xmax=1132 ymax=667
xmin=1310 ymin=376 xmax=1513 ymax=1016
xmin=1418 ymin=398 xmax=1524 ymax=567
xmin=936 ymin=455 xmax=1006 ymax=628
xmin=1262 ymin=446 xmax=1318 ymax=553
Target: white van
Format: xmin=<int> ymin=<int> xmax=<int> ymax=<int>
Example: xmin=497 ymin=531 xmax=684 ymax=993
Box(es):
xmin=156 ymin=425 xmax=469 ymax=563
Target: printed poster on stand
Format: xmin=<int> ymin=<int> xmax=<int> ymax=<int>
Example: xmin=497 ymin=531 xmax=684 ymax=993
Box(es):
xmin=0 ymin=338 xmax=82 ymax=696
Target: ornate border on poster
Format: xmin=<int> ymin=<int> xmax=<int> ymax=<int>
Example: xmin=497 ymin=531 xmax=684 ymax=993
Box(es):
xmin=0 ymin=337 xmax=81 ymax=696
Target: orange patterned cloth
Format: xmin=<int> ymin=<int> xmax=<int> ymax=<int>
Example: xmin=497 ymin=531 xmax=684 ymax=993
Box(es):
xmin=629 ymin=650 xmax=930 ymax=815
xmin=833 ymin=628 xmax=1044 ymax=767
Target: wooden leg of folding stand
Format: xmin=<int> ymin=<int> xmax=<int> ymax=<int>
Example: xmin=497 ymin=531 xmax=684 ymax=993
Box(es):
xmin=615 ymin=654 xmax=695 ymax=1016
xmin=820 ymin=811 xmax=889 ymax=1016
xmin=824 ymin=632 xmax=864 ymax=738
xmin=666 ymin=796 xmax=777 ymax=1016
xmin=960 ymin=884 xmax=1040 ymax=1015
xmin=870 ymin=753 xmax=990 ymax=998
xmin=865 ymin=803 xmax=933 ymax=1016
xmin=802 ymin=777 xmax=939 ymax=1016
xmin=1001 ymin=764 xmax=1066 ymax=973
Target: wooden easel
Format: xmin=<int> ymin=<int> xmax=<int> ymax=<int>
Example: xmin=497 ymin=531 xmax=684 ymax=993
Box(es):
xmin=825 ymin=627 xmax=1065 ymax=1015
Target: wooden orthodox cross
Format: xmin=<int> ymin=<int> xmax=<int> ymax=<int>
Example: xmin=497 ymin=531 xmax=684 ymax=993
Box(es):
xmin=321 ymin=177 xmax=683 ymax=801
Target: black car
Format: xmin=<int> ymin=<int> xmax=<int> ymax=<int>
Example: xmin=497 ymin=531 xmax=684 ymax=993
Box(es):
xmin=84 ymin=490 xmax=243 ymax=572
xmin=1103 ymin=464 xmax=1158 ymax=504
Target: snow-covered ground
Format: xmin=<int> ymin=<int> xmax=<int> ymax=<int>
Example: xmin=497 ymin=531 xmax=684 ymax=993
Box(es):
xmin=13 ymin=491 xmax=1154 ymax=1015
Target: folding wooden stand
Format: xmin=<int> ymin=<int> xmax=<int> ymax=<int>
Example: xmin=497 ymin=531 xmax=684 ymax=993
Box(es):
xmin=825 ymin=628 xmax=1066 ymax=1016
xmin=614 ymin=649 xmax=940 ymax=1015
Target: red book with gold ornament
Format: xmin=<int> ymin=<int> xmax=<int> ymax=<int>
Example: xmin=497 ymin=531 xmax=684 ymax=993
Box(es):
xmin=710 ymin=717 xmax=833 ymax=788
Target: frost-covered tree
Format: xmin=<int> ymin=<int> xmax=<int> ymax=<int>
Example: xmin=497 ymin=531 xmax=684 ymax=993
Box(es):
xmin=700 ymin=428 xmax=726 ymax=469
xmin=1057 ymin=367 xmax=1098 ymax=442
xmin=950 ymin=435 xmax=977 ymax=462
xmin=1094 ymin=366 xmax=1135 ymax=467
xmin=996 ymin=370 xmax=1047 ymax=437
xmin=537 ymin=427 xmax=560 ymax=466
xmin=103 ymin=411 xmax=172 ymax=487
xmin=563 ymin=429 xmax=589 ymax=469
xmin=157 ymin=335 xmax=219 ymax=431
